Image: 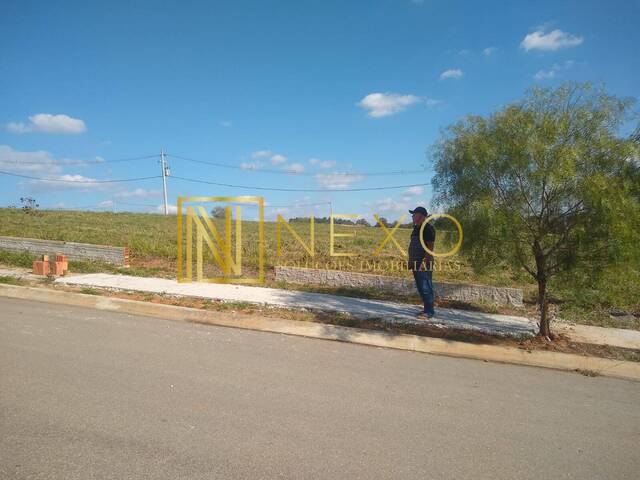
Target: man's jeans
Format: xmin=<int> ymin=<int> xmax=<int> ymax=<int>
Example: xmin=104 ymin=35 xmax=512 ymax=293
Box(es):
xmin=412 ymin=269 xmax=435 ymax=316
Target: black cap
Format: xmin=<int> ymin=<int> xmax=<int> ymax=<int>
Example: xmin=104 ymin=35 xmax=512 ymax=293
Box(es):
xmin=409 ymin=206 xmax=428 ymax=216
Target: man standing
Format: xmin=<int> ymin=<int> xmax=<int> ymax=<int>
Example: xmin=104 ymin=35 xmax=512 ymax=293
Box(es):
xmin=408 ymin=206 xmax=436 ymax=319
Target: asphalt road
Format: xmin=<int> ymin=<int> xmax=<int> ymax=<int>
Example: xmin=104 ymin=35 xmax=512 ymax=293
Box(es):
xmin=1 ymin=298 xmax=639 ymax=479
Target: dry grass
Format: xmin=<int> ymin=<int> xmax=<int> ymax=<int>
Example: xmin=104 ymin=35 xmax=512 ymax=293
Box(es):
xmin=1 ymin=208 xmax=638 ymax=331
xmin=0 ymin=208 xmax=523 ymax=286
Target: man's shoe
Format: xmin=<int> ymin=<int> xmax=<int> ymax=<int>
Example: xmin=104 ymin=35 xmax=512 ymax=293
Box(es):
xmin=416 ymin=312 xmax=435 ymax=320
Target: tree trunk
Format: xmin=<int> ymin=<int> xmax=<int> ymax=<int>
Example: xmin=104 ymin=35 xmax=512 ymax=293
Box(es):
xmin=537 ymin=278 xmax=551 ymax=339
xmin=533 ymin=241 xmax=552 ymax=340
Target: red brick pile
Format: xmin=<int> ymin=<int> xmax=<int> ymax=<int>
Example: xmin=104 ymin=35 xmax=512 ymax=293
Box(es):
xmin=33 ymin=254 xmax=69 ymax=276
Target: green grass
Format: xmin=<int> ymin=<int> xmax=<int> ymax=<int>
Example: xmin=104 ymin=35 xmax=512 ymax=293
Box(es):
xmin=0 ymin=250 xmax=34 ymax=269
xmin=0 ymin=275 xmax=28 ymax=286
xmin=551 ymin=263 xmax=640 ymax=330
xmin=0 ymin=208 xmax=519 ymax=284
xmin=0 ymin=208 xmax=637 ymax=330
xmin=79 ymin=287 xmax=102 ymax=295
xmin=215 ymin=300 xmax=254 ymax=310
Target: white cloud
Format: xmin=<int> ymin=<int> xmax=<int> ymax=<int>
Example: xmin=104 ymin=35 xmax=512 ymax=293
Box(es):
xmin=534 ymin=69 xmax=556 ymax=80
xmin=0 ymin=145 xmax=62 ymax=173
xmin=309 ymin=158 xmax=336 ymax=169
xmin=273 ymin=207 xmax=290 ymax=215
xmin=521 ymin=29 xmax=583 ymax=52
xmin=0 ymin=145 xmax=118 ymax=194
xmin=98 ymin=200 xmax=114 ymax=207
xmin=424 ymin=98 xmax=442 ymax=107
xmin=440 ymin=69 xmax=463 ymax=80
xmin=57 ymin=174 xmax=100 ymax=184
xmin=358 ymin=92 xmax=422 ymax=118
xmin=158 ymin=204 xmax=179 ymax=214
xmin=270 ymin=154 xmax=287 ymax=165
xmin=115 ymin=188 xmax=161 ymax=199
xmin=315 ymin=172 xmax=364 ymax=189
xmin=404 ymin=186 xmax=424 ymax=196
xmin=6 ymin=113 xmax=87 ymax=134
xmin=240 ymin=161 xmax=263 ymax=171
xmin=251 ymin=150 xmax=273 ymax=159
xmin=284 ymin=163 xmax=305 ymax=174
xmin=251 ymin=150 xmax=288 ymax=165
xmin=534 ymin=60 xmax=575 ymax=80
xmin=482 ymin=47 xmax=496 ymax=56
xmin=369 ymin=198 xmax=407 ymax=216
xmin=25 ymin=173 xmax=106 ymax=192
xmin=367 ymin=197 xmax=429 ymax=218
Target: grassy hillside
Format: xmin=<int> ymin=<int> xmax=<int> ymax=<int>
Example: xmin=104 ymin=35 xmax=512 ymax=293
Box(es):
xmin=0 ymin=208 xmax=637 ymax=329
xmin=0 ymin=208 xmax=509 ymax=283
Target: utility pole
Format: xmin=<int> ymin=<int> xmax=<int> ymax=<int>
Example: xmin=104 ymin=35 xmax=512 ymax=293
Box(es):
xmin=160 ymin=148 xmax=169 ymax=215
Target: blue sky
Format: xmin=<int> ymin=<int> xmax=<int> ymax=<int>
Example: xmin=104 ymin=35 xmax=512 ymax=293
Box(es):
xmin=1 ymin=0 xmax=638 ymax=221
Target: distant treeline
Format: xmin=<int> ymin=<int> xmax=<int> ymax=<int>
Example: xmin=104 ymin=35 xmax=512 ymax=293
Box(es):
xmin=288 ymin=216 xmax=414 ymax=228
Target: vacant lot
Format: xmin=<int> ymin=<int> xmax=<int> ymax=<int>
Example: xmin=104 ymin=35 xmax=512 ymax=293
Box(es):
xmin=0 ymin=208 xmax=638 ymax=329
xmin=0 ymin=207 xmax=501 ymax=282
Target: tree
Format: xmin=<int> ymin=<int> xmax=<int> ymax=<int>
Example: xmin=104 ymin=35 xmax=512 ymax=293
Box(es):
xmin=211 ymin=206 xmax=226 ymax=219
xmin=432 ymin=83 xmax=640 ymax=339
xmin=374 ymin=217 xmax=389 ymax=228
xmin=20 ymin=197 xmax=39 ymax=215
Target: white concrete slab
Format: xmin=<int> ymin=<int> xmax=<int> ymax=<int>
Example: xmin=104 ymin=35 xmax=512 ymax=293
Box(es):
xmin=55 ymin=273 xmax=538 ymax=337
xmin=556 ymin=323 xmax=640 ymax=349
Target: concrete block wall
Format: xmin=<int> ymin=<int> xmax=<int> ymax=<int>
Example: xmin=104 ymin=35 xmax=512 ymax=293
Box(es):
xmin=0 ymin=236 xmax=129 ymax=266
xmin=274 ymin=266 xmax=523 ymax=307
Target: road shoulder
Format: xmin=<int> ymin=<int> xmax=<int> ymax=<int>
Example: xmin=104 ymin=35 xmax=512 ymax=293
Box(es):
xmin=1 ymin=283 xmax=639 ymax=382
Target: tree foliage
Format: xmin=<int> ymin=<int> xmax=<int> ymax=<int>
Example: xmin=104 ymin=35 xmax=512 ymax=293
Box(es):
xmin=211 ymin=206 xmax=226 ymax=219
xmin=432 ymin=83 xmax=640 ymax=338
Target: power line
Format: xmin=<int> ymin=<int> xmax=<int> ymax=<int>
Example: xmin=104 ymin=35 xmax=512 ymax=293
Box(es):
xmin=221 ymin=201 xmax=331 ymax=208
xmin=0 ymin=154 xmax=157 ymax=166
xmin=167 ymin=153 xmax=427 ymax=177
xmin=267 ymin=201 xmax=331 ymax=208
xmin=1 ymin=153 xmax=430 ymax=194
xmin=48 ymin=202 xmax=157 ymax=211
xmin=45 ymin=204 xmax=114 ymax=211
xmin=0 ymin=170 xmax=162 ymax=184
xmin=171 ymin=175 xmax=429 ymax=192
xmin=115 ymin=200 xmax=158 ymax=207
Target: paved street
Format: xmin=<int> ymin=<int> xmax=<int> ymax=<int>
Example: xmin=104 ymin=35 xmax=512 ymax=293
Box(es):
xmin=1 ymin=297 xmax=639 ymax=479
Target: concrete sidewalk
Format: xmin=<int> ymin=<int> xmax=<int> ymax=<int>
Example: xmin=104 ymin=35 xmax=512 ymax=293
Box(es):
xmin=54 ymin=272 xmax=538 ymax=337
xmin=556 ymin=322 xmax=640 ymax=350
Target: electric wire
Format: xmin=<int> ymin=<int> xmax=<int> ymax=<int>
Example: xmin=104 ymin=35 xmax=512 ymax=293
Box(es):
xmin=0 ymin=154 xmax=157 ymax=166
xmin=167 ymin=153 xmax=427 ymax=177
xmin=0 ymin=170 xmax=162 ymax=184
xmin=171 ymin=175 xmax=428 ymax=192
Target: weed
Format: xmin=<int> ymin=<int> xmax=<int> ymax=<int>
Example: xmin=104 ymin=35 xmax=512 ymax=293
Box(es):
xmin=0 ymin=275 xmax=27 ymax=286
xmin=80 ymin=287 xmax=102 ymax=295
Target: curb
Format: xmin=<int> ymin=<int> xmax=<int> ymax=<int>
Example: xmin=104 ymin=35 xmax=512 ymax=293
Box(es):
xmin=2 ymin=284 xmax=639 ymax=382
